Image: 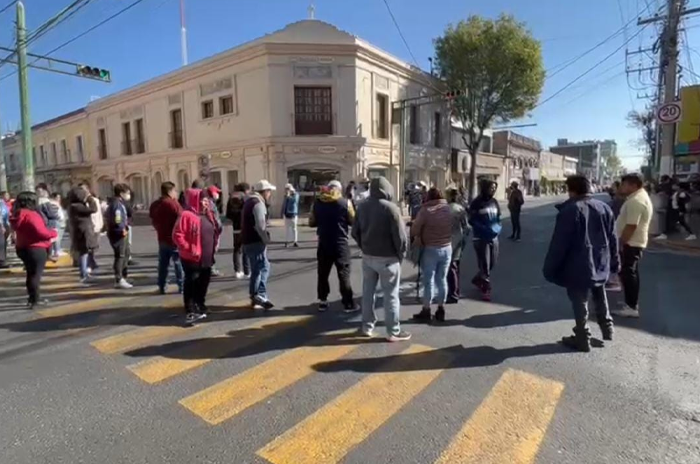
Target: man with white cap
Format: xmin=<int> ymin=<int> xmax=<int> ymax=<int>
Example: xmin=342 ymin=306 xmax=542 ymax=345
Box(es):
xmin=309 ymin=179 xmax=358 ymax=312
xmin=242 ymin=179 xmax=276 ymax=309
xmin=281 ymin=183 xmax=300 ymax=248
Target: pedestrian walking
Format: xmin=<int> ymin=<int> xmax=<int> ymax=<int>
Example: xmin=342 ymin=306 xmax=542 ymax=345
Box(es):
xmin=543 ymin=175 xmax=619 ymax=352
xmin=411 ymin=188 xmax=453 ymax=323
xmin=11 ymin=191 xmax=57 ymax=308
xmin=105 ymin=184 xmax=133 ymax=289
xmin=611 ymin=173 xmax=654 ymax=319
xmin=507 ymin=181 xmax=524 ymax=241
xmin=68 ymin=186 xmax=98 ymax=283
xmin=48 ymin=193 xmax=66 ymax=259
xmin=173 ymin=188 xmax=221 ymax=326
xmin=669 ymin=182 xmax=697 ymax=240
xmin=282 ymin=184 xmax=300 ymax=248
xmin=468 ymin=179 xmax=502 ymax=301
xmin=408 ymin=181 xmax=427 ymax=221
xmin=0 ymin=191 xmax=11 ymax=269
xmin=446 ymin=188 xmax=469 ymax=304
xmin=36 ymin=184 xmax=60 ymax=262
xmin=226 ymin=182 xmax=251 ymax=279
xmin=150 ymin=181 xmax=184 ymax=294
xmin=86 ymin=188 xmax=103 ymax=271
xmin=242 ymin=180 xmax=276 ymax=310
xmin=308 ymin=180 xmax=357 ymax=312
xmin=206 ymin=185 xmax=224 ymax=277
xmin=354 ymin=178 xmax=371 ymax=206
xmin=352 ymin=176 xmax=411 ymax=342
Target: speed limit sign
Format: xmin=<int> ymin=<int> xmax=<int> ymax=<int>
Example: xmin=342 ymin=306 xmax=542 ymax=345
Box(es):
xmin=656 ymin=102 xmax=682 ymax=124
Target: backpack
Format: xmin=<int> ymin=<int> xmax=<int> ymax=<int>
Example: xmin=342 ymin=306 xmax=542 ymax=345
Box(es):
xmin=226 ymin=194 xmax=245 ymax=230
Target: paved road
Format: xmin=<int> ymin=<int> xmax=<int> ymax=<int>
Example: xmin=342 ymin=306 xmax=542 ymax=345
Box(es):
xmin=1 ymin=196 xmax=699 ymax=464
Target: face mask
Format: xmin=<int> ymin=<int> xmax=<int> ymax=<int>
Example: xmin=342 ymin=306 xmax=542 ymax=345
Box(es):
xmin=123 ymin=193 xmax=131 ymax=202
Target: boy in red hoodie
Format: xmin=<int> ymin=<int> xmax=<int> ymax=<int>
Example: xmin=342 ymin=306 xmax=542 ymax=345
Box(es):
xmin=172 ymin=188 xmax=221 ymax=326
xmin=10 ymin=191 xmax=58 ymax=308
xmin=149 ymin=182 xmax=184 ymax=294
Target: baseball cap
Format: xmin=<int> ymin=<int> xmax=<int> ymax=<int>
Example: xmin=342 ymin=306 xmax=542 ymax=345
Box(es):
xmin=207 ymin=185 xmax=222 ymax=195
xmin=328 ymin=180 xmax=342 ymax=190
xmin=285 ymin=183 xmax=295 ymax=191
xmin=254 ymin=180 xmax=277 ymax=192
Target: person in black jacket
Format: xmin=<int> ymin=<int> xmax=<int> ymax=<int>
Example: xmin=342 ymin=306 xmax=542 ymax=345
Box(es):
xmin=105 ymin=184 xmax=133 ymax=289
xmin=68 ymin=187 xmax=98 ymax=283
xmin=507 ymin=181 xmax=524 ymax=241
xmin=308 ymin=180 xmax=357 ymax=313
xmin=226 ymin=182 xmax=251 ymax=279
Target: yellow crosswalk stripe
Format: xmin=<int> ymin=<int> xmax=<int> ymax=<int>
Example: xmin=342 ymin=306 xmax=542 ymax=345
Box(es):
xmin=434 ymin=369 xmax=564 ymax=464
xmin=36 ymin=297 xmax=134 ymax=319
xmin=127 ymin=314 xmax=313 ymax=384
xmin=179 ymin=329 xmax=363 ymax=425
xmin=257 ymin=344 xmax=453 ymax=464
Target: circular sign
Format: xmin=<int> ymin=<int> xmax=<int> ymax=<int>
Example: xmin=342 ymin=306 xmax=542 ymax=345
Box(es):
xmin=656 ymin=102 xmax=682 ymax=124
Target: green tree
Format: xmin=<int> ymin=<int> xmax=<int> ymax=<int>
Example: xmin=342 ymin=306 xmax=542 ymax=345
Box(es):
xmin=434 ymin=15 xmax=545 ymax=198
xmin=605 ymin=152 xmax=623 ymax=179
xmin=626 ymin=108 xmax=656 ymax=167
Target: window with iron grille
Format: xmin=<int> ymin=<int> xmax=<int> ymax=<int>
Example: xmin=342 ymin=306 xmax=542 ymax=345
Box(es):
xmin=409 ymin=105 xmax=420 ymax=145
xmin=376 ymin=93 xmax=388 ymax=139
xmin=220 ymin=95 xmax=234 ymax=115
xmin=202 ymin=100 xmax=214 ymax=119
xmin=98 ymin=129 xmax=108 ymax=160
xmin=294 ymin=86 xmax=332 ymax=135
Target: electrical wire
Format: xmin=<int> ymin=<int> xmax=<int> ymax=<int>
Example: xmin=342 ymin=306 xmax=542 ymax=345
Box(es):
xmin=0 ymin=0 xmax=15 ymax=16
xmin=380 ymin=0 xmax=420 ymax=67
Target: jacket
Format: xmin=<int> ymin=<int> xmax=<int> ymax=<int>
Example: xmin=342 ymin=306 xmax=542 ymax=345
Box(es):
xmin=172 ymin=189 xmax=222 ymax=264
xmin=68 ymin=187 xmax=98 ymax=254
xmin=105 ymin=197 xmax=129 ymax=243
xmin=150 ymin=196 xmax=183 ymax=247
xmin=38 ymin=196 xmax=60 ymax=228
xmin=410 ymin=199 xmax=452 ymax=248
xmin=281 ymin=193 xmax=300 ymax=218
xmin=226 ymin=192 xmax=246 ymax=231
xmin=468 ymin=196 xmax=502 ymax=241
xmin=543 ymin=196 xmax=620 ymax=289
xmin=309 ymin=189 xmax=355 ymax=249
xmin=449 ymin=202 xmax=470 ymax=261
xmin=11 ymin=208 xmax=57 ymax=250
xmin=0 ymin=200 xmax=9 ymax=231
xmin=351 ymin=177 xmax=407 ymax=261
xmin=241 ymin=193 xmax=269 ymax=245
xmin=89 ymin=197 xmax=103 ymax=234
xmin=508 ymin=188 xmax=524 ymax=211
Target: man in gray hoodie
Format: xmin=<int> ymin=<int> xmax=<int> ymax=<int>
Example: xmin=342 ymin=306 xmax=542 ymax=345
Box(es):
xmin=352 ymin=176 xmax=411 ymax=342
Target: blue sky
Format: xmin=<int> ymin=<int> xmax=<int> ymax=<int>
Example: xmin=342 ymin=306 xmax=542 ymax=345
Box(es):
xmin=0 ymin=0 xmax=698 ymax=169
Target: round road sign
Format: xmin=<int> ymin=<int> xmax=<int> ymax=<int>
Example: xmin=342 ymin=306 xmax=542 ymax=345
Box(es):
xmin=656 ymin=102 xmax=682 ymax=124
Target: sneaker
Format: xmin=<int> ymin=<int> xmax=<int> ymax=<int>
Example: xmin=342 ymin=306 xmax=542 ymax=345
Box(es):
xmin=611 ymin=305 xmax=640 ymax=318
xmin=481 ymin=289 xmax=492 ymax=302
xmin=262 ymin=300 xmax=275 ymax=311
xmin=654 ymin=234 xmax=668 ymax=240
xmin=686 ymin=234 xmax=697 ymax=241
xmin=197 ymin=304 xmax=209 ymax=314
xmin=357 ymin=327 xmax=374 ymax=338
xmin=184 ymin=312 xmax=207 ymax=326
xmin=599 ymin=325 xmax=614 ymax=341
xmin=412 ymin=307 xmax=432 ymax=323
xmin=211 ymin=268 xmax=222 ymax=277
xmin=157 ymin=287 xmax=166 ymax=295
xmin=434 ymin=306 xmax=446 ymax=322
xmin=386 ymin=331 xmax=412 ymax=342
xmin=234 ymin=272 xmax=245 ymax=280
xmin=318 ymin=300 xmax=329 ymax=312
xmin=561 ymin=335 xmax=591 ymax=352
xmin=86 ymin=267 xmax=93 ymax=276
xmin=244 ymin=273 xmax=251 ymax=279
xmin=79 ymin=276 xmax=94 ymax=284
xmin=293 ymin=242 xmax=299 ymax=248
xmin=342 ymin=303 xmax=361 ymax=313
xmin=116 ymin=279 xmax=133 ymax=289
xmin=446 ymin=297 xmax=459 ymax=305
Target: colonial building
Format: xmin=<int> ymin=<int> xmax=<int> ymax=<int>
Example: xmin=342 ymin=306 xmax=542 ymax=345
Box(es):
xmin=86 ymin=19 xmax=449 ymax=212
xmin=550 ymin=138 xmax=616 ymax=185
xmin=493 ymin=130 xmax=541 ymax=195
xmin=539 ymin=150 xmax=578 ymax=194
xmin=449 ymin=125 xmax=507 ymax=199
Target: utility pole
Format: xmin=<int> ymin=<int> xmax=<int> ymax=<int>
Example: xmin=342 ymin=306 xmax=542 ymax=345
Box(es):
xmin=658 ymin=0 xmax=682 ymax=177
xmin=0 ymin=100 xmax=6 ymax=192
xmin=180 ymin=0 xmax=188 ymax=66
xmin=16 ymin=1 xmax=33 ymax=191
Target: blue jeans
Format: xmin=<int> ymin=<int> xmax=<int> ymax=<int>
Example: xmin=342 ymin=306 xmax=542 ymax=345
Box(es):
xmin=420 ymin=245 xmax=451 ymax=306
xmin=78 ymin=253 xmax=89 ymax=279
xmin=51 ymin=227 xmax=64 ymax=256
xmin=244 ymin=242 xmax=270 ymax=301
xmin=158 ymin=244 xmax=184 ymax=291
xmin=361 ymin=255 xmax=402 ymax=337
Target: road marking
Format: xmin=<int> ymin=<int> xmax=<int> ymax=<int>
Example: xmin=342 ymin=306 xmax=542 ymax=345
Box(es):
xmin=36 ymin=297 xmax=134 ymax=319
xmin=179 ymin=329 xmax=362 ymax=425
xmin=435 ymin=369 xmax=564 ymax=464
xmin=127 ymin=315 xmax=313 ymax=384
xmin=257 ymin=344 xmax=453 ymax=464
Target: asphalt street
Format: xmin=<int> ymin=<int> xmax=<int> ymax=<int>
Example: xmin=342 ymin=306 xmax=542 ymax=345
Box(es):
xmin=1 ymin=195 xmax=699 ymax=464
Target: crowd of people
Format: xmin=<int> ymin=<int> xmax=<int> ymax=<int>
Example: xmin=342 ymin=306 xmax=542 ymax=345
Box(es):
xmin=0 ymin=169 xmax=680 ymax=348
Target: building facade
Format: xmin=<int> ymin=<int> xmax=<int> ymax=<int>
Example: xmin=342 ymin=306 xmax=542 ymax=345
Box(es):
xmin=550 ymin=138 xmax=615 ymax=185
xmin=449 ymin=126 xmax=507 ymax=199
xmin=492 ymin=130 xmax=541 ymax=195
xmin=3 ymin=20 xmax=450 ymax=214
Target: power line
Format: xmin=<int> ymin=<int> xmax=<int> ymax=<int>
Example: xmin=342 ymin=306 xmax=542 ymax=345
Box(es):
xmin=537 ymin=25 xmax=649 ymax=108
xmin=380 ymin=0 xmax=420 ymax=67
xmin=0 ymin=0 xmax=16 ymax=16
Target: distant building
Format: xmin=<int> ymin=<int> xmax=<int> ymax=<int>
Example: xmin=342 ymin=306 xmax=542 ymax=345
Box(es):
xmin=550 ymin=139 xmax=615 ymax=185
xmin=449 ymin=125 xmax=507 ymax=199
xmin=492 ymin=130 xmax=541 ymax=195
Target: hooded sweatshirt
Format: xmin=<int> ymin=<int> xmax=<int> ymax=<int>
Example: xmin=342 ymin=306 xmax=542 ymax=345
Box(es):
xmin=172 ymin=189 xmax=220 ymax=265
xmin=309 ymin=188 xmax=355 ymax=250
xmin=351 ymin=177 xmax=407 ymax=261
xmin=11 ymin=208 xmax=57 ymax=250
xmin=410 ymin=198 xmax=452 ymax=248
xmin=468 ymin=195 xmax=502 ymax=242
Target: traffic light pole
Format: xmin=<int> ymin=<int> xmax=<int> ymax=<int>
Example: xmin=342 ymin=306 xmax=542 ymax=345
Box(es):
xmin=16 ymin=1 xmax=34 ymax=191
xmin=0 ymin=100 xmax=6 ymax=192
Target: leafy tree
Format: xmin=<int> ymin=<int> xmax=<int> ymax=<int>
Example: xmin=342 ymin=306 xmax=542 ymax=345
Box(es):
xmin=605 ymin=152 xmax=623 ymax=179
xmin=627 ymin=108 xmax=656 ymax=166
xmin=434 ymin=15 xmax=545 ymax=198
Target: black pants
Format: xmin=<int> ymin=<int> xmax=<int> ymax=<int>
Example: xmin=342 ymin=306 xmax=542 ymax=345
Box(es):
xmin=233 ymin=232 xmax=250 ymax=274
xmin=473 ymin=239 xmax=499 ymax=288
xmin=620 ymin=245 xmax=643 ymax=309
xmin=111 ymin=238 xmax=130 ymax=282
xmin=182 ymin=261 xmax=212 ymax=313
xmin=509 ymin=208 xmax=522 ymax=239
xmin=566 ymin=285 xmax=613 ymax=333
xmin=447 ymin=260 xmax=460 ymax=300
xmin=0 ymin=229 xmax=8 ymax=265
xmin=317 ymin=244 xmax=353 ymax=306
xmin=677 ymin=212 xmax=694 ymax=235
xmin=17 ymin=248 xmax=48 ymax=304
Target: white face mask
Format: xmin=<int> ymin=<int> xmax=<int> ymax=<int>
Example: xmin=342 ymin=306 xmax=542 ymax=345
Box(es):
xmin=123 ymin=193 xmax=132 ymax=202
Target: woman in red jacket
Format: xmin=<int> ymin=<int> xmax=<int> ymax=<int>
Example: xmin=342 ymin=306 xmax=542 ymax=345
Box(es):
xmin=172 ymin=188 xmax=221 ymax=326
xmin=10 ymin=191 xmax=58 ymax=309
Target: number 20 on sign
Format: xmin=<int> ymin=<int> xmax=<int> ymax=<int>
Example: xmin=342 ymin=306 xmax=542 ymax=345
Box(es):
xmin=657 ymin=102 xmax=682 ymax=124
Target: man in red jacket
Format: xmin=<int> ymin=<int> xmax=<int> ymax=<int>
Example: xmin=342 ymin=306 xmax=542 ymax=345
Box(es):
xmin=149 ymin=182 xmax=184 ymax=294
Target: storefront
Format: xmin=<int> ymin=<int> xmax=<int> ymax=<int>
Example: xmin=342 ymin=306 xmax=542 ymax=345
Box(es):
xmin=287 ymin=167 xmax=340 ymax=213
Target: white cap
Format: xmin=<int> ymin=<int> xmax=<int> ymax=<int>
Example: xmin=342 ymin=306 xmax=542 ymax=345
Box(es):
xmin=254 ymin=180 xmax=277 ymax=192
xmin=285 ymin=183 xmax=295 ymax=191
xmin=328 ymin=180 xmax=342 ymax=190
xmin=418 ymin=181 xmax=427 ymax=187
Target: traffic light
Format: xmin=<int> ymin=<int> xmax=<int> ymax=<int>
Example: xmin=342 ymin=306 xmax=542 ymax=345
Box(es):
xmin=76 ymin=65 xmax=111 ymax=82
xmin=445 ymin=90 xmax=464 ymax=99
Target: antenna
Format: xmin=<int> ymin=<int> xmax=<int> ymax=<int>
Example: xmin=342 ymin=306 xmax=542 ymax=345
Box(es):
xmin=308 ymin=0 xmax=315 ymax=19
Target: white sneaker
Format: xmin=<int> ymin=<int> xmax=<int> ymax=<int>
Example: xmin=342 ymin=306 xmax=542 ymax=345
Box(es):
xmin=611 ymin=305 xmax=640 ymax=318
xmin=116 ymin=279 xmax=133 ymax=289
xmin=685 ymin=234 xmax=697 ymax=241
xmin=654 ymin=234 xmax=668 ymax=241
xmin=234 ymin=272 xmax=244 ymax=280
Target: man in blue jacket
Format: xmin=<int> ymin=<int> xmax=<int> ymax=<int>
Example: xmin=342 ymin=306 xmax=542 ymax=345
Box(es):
xmin=543 ymin=175 xmax=619 ymax=352
xmin=468 ymin=179 xmax=502 ymax=301
xmin=105 ymin=184 xmax=133 ymax=289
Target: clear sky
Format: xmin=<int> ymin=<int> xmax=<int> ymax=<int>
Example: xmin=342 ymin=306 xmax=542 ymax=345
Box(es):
xmin=0 ymin=0 xmax=698 ymax=170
